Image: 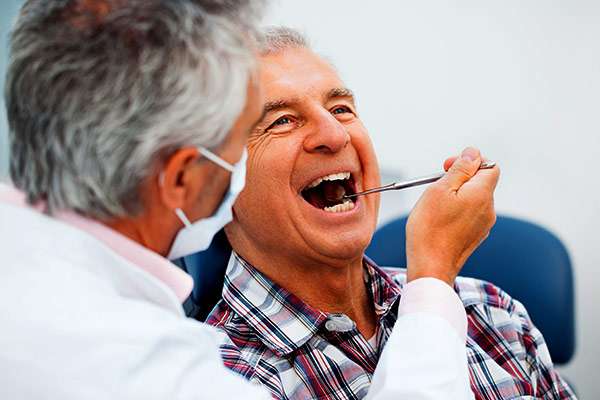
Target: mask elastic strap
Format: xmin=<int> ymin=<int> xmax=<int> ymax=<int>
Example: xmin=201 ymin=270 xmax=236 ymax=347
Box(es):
xmin=175 ymin=208 xmax=193 ymax=228
xmin=158 ymin=148 xmax=235 ymax=187
xmin=198 ymin=147 xmax=235 ymax=172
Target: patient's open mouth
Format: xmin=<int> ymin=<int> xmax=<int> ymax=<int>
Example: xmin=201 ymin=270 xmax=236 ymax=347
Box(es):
xmin=300 ymin=172 xmax=357 ymax=213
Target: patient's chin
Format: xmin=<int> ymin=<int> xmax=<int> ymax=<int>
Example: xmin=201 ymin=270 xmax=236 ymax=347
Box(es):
xmin=308 ymin=230 xmax=373 ymax=262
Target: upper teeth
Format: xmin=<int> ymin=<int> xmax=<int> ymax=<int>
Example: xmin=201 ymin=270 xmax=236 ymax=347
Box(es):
xmin=306 ymin=172 xmax=351 ymax=189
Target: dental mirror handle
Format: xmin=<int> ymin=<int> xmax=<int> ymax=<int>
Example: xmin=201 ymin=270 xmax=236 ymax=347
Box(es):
xmin=345 ymin=161 xmax=496 ymax=199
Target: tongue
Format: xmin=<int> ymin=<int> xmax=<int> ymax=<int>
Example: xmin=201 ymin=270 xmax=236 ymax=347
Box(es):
xmin=322 ymin=181 xmax=346 ymax=203
xmin=304 ymin=180 xmax=346 ymax=209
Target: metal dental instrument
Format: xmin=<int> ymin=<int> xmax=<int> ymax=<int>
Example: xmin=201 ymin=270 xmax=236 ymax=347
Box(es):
xmin=344 ymin=161 xmax=496 ymax=199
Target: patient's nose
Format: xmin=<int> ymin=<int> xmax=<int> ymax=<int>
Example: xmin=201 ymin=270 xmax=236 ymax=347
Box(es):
xmin=303 ymin=111 xmax=349 ymax=154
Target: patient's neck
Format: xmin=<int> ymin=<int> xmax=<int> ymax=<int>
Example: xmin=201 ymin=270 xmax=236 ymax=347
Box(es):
xmin=232 ymin=239 xmax=377 ymax=339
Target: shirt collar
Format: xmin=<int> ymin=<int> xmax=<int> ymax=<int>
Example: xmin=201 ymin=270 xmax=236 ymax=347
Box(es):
xmin=0 ymin=183 xmax=193 ymax=302
xmin=363 ymin=255 xmax=402 ymax=318
xmin=221 ymin=252 xmax=401 ymax=356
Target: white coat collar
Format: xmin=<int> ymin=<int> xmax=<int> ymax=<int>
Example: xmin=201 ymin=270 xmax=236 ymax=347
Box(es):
xmin=0 ymin=183 xmax=193 ymax=302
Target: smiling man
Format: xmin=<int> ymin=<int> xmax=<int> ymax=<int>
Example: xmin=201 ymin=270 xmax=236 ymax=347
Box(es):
xmin=205 ymin=27 xmax=575 ymax=399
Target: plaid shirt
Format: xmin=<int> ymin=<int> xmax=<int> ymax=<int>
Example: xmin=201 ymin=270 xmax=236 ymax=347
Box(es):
xmin=207 ymin=253 xmax=576 ymax=400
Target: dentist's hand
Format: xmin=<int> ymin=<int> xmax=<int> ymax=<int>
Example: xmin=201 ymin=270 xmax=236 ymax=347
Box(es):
xmin=406 ymin=147 xmax=500 ymax=286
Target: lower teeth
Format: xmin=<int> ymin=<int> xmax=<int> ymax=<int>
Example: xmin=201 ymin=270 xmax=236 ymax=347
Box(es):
xmin=323 ymin=199 xmax=354 ymax=213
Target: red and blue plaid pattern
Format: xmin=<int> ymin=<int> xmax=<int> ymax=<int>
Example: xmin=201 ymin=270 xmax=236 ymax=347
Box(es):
xmin=207 ymin=253 xmax=575 ymax=399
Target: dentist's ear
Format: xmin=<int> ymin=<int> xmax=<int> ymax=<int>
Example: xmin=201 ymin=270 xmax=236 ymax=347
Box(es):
xmin=158 ymin=148 xmax=202 ymax=210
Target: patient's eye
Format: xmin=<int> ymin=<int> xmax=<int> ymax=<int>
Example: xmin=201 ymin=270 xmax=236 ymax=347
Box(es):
xmin=332 ymin=106 xmax=351 ymax=115
xmin=265 ymin=114 xmax=298 ymax=134
xmin=271 ymin=116 xmax=293 ymax=126
xmin=331 ymin=105 xmax=355 ymax=122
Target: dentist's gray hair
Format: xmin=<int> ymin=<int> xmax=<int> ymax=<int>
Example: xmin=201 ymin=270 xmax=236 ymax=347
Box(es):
xmin=5 ymin=0 xmax=264 ymax=219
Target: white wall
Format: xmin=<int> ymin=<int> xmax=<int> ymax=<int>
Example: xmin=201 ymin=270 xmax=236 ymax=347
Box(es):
xmin=0 ymin=0 xmax=597 ymax=397
xmin=265 ymin=0 xmax=599 ymax=397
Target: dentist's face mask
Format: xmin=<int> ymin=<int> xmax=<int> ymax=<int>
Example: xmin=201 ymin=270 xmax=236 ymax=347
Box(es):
xmin=166 ymin=147 xmax=247 ymax=260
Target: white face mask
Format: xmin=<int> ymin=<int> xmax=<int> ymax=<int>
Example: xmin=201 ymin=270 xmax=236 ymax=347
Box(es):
xmin=166 ymin=147 xmax=247 ymax=260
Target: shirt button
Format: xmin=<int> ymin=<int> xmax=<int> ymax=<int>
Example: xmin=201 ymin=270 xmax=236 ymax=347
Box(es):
xmin=325 ymin=320 xmax=339 ymax=331
xmin=325 ymin=314 xmax=355 ymax=332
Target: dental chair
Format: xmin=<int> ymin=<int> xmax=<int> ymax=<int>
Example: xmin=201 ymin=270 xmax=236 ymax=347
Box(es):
xmin=366 ymin=214 xmax=576 ymax=367
xmin=173 ymin=229 xmax=232 ymax=321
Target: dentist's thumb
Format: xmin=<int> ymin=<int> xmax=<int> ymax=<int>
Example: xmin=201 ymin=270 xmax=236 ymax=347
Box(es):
xmin=441 ymin=147 xmax=482 ymax=192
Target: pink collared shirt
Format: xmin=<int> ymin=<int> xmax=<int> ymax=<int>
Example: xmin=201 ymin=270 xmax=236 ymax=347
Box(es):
xmin=400 ymin=276 xmax=467 ymax=341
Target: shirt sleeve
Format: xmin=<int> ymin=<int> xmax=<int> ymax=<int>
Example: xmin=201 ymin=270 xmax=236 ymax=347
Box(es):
xmin=366 ymin=278 xmax=475 ymax=400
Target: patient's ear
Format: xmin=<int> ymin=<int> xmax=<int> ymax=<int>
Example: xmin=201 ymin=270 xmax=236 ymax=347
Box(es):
xmin=158 ymin=148 xmax=202 ymax=210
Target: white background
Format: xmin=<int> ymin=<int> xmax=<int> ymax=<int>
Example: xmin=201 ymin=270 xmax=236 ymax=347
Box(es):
xmin=1 ymin=0 xmax=598 ymax=397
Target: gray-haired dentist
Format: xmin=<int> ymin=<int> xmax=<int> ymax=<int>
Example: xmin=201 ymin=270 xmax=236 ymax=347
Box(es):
xmin=0 ymin=1 xmax=488 ymax=399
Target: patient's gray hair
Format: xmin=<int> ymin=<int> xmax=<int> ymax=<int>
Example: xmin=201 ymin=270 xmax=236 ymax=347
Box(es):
xmin=260 ymin=26 xmax=310 ymax=55
xmin=5 ymin=0 xmax=264 ymax=219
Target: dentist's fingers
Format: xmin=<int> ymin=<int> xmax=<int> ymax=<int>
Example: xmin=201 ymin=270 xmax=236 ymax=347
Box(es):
xmin=460 ymin=163 xmax=500 ymax=194
xmin=443 ymin=156 xmax=458 ymax=172
xmin=439 ymin=147 xmax=482 ymax=192
xmin=442 ymin=151 xmax=499 ymax=193
xmin=444 ymin=155 xmax=493 ymax=172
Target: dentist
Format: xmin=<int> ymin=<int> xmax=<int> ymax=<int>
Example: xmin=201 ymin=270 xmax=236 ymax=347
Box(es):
xmin=0 ymin=1 xmax=493 ymax=399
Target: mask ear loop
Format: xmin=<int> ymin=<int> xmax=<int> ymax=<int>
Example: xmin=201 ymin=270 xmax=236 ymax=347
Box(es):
xmin=159 ymin=148 xmax=235 ymax=183
xmin=158 ymin=172 xmax=192 ymax=229
xmin=175 ymin=208 xmax=193 ymax=228
xmin=161 ymin=147 xmax=234 ymax=230
xmin=198 ymin=147 xmax=235 ymax=172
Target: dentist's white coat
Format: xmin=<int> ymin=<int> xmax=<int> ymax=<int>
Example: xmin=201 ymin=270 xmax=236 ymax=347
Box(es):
xmin=0 ymin=186 xmax=473 ymax=400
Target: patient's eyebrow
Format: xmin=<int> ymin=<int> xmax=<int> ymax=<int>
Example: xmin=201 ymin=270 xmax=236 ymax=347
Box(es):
xmin=325 ymin=87 xmax=356 ymax=106
xmin=262 ymin=98 xmax=300 ymax=115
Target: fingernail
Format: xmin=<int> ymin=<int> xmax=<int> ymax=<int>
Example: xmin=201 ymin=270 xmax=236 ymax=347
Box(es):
xmin=461 ymin=147 xmax=478 ymax=161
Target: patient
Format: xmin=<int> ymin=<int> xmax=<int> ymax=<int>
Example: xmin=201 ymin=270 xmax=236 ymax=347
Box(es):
xmin=206 ymin=27 xmax=575 ymax=399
